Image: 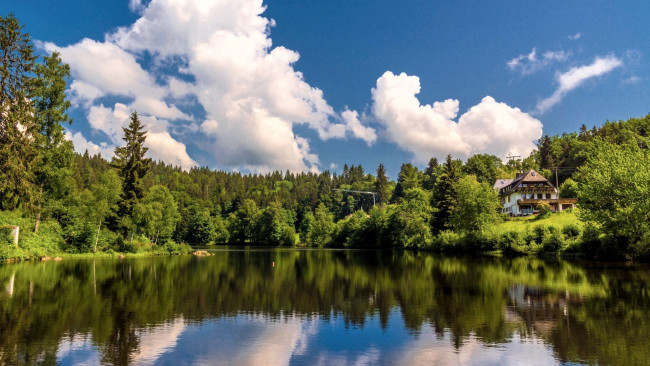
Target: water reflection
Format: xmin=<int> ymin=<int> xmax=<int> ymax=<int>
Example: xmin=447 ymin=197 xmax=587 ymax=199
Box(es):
xmin=0 ymin=250 xmax=649 ymax=365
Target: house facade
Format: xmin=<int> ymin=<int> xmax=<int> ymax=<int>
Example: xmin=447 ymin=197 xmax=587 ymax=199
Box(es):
xmin=493 ymin=170 xmax=577 ymax=216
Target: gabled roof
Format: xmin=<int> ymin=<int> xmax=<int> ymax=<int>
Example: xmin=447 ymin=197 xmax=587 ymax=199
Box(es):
xmin=494 ymin=169 xmax=556 ymax=196
xmin=493 ymin=179 xmax=513 ymax=190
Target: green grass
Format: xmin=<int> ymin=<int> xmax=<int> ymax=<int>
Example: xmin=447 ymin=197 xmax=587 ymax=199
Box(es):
xmin=491 ymin=209 xmax=582 ymax=234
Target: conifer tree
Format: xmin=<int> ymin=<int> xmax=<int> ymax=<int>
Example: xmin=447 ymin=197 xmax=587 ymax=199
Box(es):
xmin=539 ymin=134 xmax=553 ymax=169
xmin=0 ymin=14 xmax=38 ymax=210
xmin=113 ymin=111 xmax=151 ymax=221
xmin=375 ymin=163 xmax=389 ymax=206
xmin=423 ymin=157 xmax=439 ymax=190
xmin=32 ymin=51 xmax=74 ymax=231
xmin=431 ymin=154 xmax=461 ymax=232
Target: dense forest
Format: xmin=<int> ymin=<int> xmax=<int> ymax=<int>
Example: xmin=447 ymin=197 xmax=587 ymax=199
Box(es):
xmin=1 ymin=14 xmax=649 ymax=260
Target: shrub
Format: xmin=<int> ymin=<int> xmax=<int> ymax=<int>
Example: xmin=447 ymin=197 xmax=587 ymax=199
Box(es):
xmin=541 ymin=229 xmax=566 ymax=252
xmin=562 ymin=224 xmax=581 ymax=239
xmin=116 ymin=236 xmax=137 ymax=254
xmin=431 ymin=230 xmax=462 ymax=252
xmin=498 ymin=231 xmax=532 ymax=255
xmin=535 ymin=202 xmax=552 ymax=219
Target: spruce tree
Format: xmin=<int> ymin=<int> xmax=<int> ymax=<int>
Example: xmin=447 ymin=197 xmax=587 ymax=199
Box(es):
xmin=375 ymin=163 xmax=389 ymax=206
xmin=0 ymin=14 xmax=38 ymax=210
xmin=423 ymin=157 xmax=439 ymax=190
xmin=113 ymin=111 xmax=151 ymax=221
xmin=32 ymin=51 xmax=74 ymax=231
xmin=431 ymin=154 xmax=460 ymax=232
xmin=539 ymin=134 xmax=553 ymax=169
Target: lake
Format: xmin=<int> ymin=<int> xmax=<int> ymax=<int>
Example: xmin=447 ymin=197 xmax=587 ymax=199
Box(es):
xmin=0 ymin=248 xmax=649 ymax=365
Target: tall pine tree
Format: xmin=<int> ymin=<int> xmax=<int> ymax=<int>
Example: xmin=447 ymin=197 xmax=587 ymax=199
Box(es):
xmin=0 ymin=14 xmax=38 ymax=211
xmin=431 ymin=154 xmax=461 ymax=232
xmin=375 ymin=163 xmax=389 ymax=206
xmin=32 ymin=51 xmax=74 ymax=231
xmin=113 ymin=111 xmax=151 ymax=226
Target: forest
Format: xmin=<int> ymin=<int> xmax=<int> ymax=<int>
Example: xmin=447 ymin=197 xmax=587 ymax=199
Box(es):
xmin=1 ymin=14 xmax=649 ymax=261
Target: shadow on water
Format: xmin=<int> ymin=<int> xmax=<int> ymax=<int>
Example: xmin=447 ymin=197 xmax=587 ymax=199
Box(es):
xmin=0 ymin=250 xmax=649 ymax=365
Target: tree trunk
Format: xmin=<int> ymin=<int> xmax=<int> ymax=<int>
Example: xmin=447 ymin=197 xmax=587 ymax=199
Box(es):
xmin=94 ymin=219 xmax=101 ymax=254
xmin=34 ymin=211 xmax=40 ymax=233
xmin=34 ymin=185 xmax=44 ymax=233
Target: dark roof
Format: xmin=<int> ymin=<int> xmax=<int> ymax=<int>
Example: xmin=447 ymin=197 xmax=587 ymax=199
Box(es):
xmin=494 ymin=170 xmax=556 ymax=195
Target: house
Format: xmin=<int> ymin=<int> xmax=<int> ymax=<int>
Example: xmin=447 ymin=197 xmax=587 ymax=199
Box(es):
xmin=493 ymin=170 xmax=577 ymax=216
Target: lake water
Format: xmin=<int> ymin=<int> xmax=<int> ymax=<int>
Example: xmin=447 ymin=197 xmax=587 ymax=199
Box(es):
xmin=0 ymin=248 xmax=649 ymax=365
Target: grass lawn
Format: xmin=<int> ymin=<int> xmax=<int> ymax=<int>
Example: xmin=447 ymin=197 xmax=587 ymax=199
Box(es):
xmin=490 ymin=209 xmax=582 ymax=235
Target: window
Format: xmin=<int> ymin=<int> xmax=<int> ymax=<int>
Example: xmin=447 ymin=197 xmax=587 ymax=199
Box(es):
xmin=531 ymin=172 xmax=536 ymax=176
xmin=545 ymin=193 xmax=550 ymax=199
xmin=537 ymin=194 xmax=542 ymax=199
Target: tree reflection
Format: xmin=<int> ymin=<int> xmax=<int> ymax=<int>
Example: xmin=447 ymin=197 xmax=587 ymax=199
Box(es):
xmin=0 ymin=251 xmax=649 ymax=365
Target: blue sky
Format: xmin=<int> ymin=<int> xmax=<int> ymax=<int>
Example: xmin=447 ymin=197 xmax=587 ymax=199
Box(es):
xmin=2 ymin=0 xmax=648 ymax=177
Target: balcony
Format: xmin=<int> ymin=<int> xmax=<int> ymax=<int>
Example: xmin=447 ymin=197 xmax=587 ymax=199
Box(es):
xmin=517 ymin=198 xmax=577 ymax=205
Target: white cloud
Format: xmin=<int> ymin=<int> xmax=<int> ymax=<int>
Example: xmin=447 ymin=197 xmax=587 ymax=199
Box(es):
xmin=507 ymin=48 xmax=570 ymax=76
xmin=536 ymin=55 xmax=623 ymax=114
xmin=458 ymin=96 xmax=543 ymax=159
xmin=86 ymin=103 xmax=197 ymax=170
xmin=65 ymin=131 xmax=115 ymax=159
xmin=46 ymin=0 xmax=372 ymax=173
xmin=569 ymin=32 xmax=582 ymax=40
xmin=622 ymin=76 xmax=641 ymax=85
xmin=341 ymin=109 xmax=377 ymax=146
xmin=371 ymin=71 xmax=542 ymax=163
xmin=41 ymin=39 xmax=189 ymax=121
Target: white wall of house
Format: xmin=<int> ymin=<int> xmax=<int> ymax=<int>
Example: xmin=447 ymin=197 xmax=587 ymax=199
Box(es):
xmin=501 ymin=191 xmax=558 ymax=215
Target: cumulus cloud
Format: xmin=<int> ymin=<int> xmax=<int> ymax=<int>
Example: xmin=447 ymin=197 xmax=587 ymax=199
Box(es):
xmin=341 ymin=109 xmax=377 ymax=146
xmin=44 ymin=0 xmax=376 ymax=173
xmin=536 ymin=55 xmax=623 ymax=114
xmin=371 ymin=71 xmax=542 ymax=163
xmin=65 ymin=131 xmax=115 ymax=159
xmin=85 ymin=103 xmax=197 ymax=170
xmin=507 ymin=48 xmax=570 ymax=75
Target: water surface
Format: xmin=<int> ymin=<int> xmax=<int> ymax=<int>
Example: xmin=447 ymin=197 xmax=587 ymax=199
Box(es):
xmin=1 ymin=249 xmax=649 ymax=365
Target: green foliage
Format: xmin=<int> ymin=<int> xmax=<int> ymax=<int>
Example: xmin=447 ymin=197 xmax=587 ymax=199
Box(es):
xmin=375 ymin=163 xmax=390 ymax=206
xmin=576 ymin=141 xmax=650 ymax=259
xmin=559 ymin=178 xmax=578 ymax=198
xmin=0 ymin=14 xmax=38 ymax=211
xmin=306 ymin=203 xmax=335 ymax=247
xmin=463 ymin=154 xmax=502 ymax=184
xmin=255 ymin=201 xmax=295 ymax=246
xmin=391 ymin=163 xmax=421 ymax=202
xmin=112 ymin=111 xmax=152 ymax=220
xmin=137 ymin=185 xmax=180 ymax=244
xmin=535 ymin=201 xmax=552 ymax=219
xmin=185 ymin=206 xmax=215 ymax=246
xmin=431 ymin=154 xmax=462 ymax=232
xmin=228 ymin=199 xmax=261 ymax=243
xmin=450 ymin=175 xmax=501 ymax=233
xmin=563 ymin=223 xmax=581 ymax=239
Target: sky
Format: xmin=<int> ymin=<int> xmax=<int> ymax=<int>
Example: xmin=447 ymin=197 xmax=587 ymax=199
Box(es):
xmin=2 ymin=0 xmax=649 ymax=178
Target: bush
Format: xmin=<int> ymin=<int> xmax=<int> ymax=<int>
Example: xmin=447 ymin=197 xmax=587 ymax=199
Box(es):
xmin=535 ymin=202 xmax=552 ymax=219
xmin=430 ymin=230 xmax=462 ymax=252
xmin=116 ymin=236 xmax=138 ymax=254
xmin=63 ymin=220 xmax=95 ymax=253
xmin=497 ymin=231 xmax=540 ymax=255
xmin=160 ymin=240 xmax=192 ymax=255
xmin=562 ymin=224 xmax=581 ymax=239
xmin=541 ymin=229 xmax=566 ymax=253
